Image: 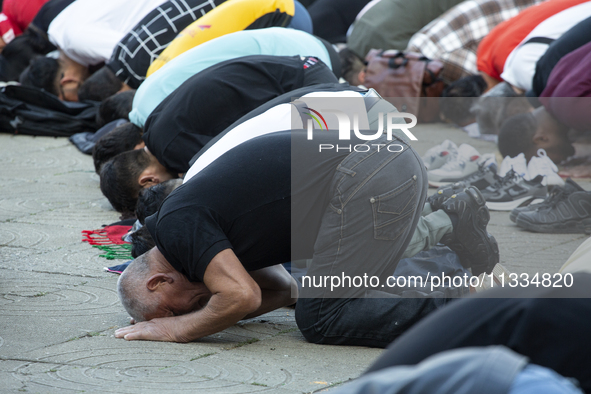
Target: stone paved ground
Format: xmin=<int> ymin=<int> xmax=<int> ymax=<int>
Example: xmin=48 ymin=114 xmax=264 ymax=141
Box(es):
xmin=0 ymin=126 xmax=588 ymax=394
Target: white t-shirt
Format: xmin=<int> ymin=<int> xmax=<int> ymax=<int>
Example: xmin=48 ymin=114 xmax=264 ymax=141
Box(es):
xmin=183 ymin=91 xmax=369 ymax=183
xmin=48 ymin=0 xmax=168 ymax=66
xmin=501 ymin=2 xmax=591 ymax=91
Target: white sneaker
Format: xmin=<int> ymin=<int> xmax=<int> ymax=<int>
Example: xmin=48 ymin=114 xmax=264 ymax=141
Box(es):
xmin=427 ymin=144 xmax=480 ymax=187
xmin=527 ymin=149 xmax=565 ymax=186
xmin=479 ymin=153 xmax=497 ymax=168
xmin=422 ymin=140 xmax=458 ymax=170
xmin=498 ymin=153 xmax=528 ymax=179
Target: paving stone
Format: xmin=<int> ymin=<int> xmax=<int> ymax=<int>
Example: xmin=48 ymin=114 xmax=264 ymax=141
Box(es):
xmin=7 ymin=337 xmax=309 ymax=393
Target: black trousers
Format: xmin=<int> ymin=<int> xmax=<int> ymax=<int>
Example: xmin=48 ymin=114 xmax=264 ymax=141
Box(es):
xmin=294 ymin=134 xmax=471 ymax=348
xmin=365 ymin=272 xmax=591 ymax=392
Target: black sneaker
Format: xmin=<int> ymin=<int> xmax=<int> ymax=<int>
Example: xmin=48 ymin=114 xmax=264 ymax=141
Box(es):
xmin=481 ymin=170 xmax=547 ymax=211
xmin=440 ymin=186 xmax=499 ymax=276
xmin=515 ymin=179 xmax=591 ymax=233
xmin=460 ymin=162 xmax=500 ymax=191
xmin=427 ymin=182 xmax=468 ymax=211
xmin=509 ymin=178 xmax=581 ymax=222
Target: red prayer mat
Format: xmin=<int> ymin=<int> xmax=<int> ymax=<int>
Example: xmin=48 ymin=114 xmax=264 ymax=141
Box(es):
xmin=82 ymin=225 xmax=132 ymax=260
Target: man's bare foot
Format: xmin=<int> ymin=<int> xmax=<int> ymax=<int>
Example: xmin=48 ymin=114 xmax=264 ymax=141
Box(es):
xmin=559 ymin=164 xmax=591 ymax=178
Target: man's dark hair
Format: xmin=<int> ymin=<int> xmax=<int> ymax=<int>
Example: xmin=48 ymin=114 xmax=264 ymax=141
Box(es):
xmin=0 ymin=29 xmax=55 ymax=82
xmin=99 ymin=149 xmax=151 ymax=216
xmin=130 ymin=226 xmax=155 ymax=258
xmin=92 ymin=122 xmax=143 ymax=173
xmin=19 ymin=56 xmax=60 ymax=95
xmin=339 ymin=47 xmax=365 ymax=85
xmin=97 ymin=90 xmax=136 ymax=127
xmin=130 ymin=179 xmax=181 ymax=257
xmin=136 ymin=179 xmax=182 ymax=224
xmin=440 ymin=75 xmax=487 ymax=125
xmin=498 ymin=113 xmax=537 ymax=158
xmin=78 ymin=66 xmax=123 ymax=102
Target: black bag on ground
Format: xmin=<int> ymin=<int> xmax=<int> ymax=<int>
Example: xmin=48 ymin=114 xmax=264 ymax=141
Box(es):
xmin=0 ymin=84 xmax=99 ymax=137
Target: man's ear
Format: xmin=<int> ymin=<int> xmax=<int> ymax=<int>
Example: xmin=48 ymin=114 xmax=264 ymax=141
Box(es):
xmin=532 ymin=131 xmax=548 ymax=144
xmin=146 ymin=273 xmax=174 ymax=291
xmin=60 ymin=75 xmax=78 ymax=86
xmin=59 ymin=76 xmax=81 ymax=102
xmin=139 ymin=174 xmax=160 ymax=188
xmin=357 ymin=69 xmax=366 ymax=84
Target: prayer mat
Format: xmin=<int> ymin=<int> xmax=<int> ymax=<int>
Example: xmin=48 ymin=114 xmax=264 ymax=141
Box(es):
xmin=82 ymin=224 xmax=132 ymax=260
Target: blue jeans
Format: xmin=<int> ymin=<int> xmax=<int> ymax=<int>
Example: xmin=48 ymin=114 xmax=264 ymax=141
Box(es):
xmin=509 ymin=365 xmax=583 ymax=394
xmin=295 ymin=136 xmax=465 ymax=348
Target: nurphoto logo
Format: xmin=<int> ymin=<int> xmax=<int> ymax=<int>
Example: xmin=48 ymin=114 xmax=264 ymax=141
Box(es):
xmin=304 ymin=108 xmax=418 ymax=152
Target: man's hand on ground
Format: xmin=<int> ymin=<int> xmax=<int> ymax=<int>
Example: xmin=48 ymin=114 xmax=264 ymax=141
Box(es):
xmin=115 ymin=316 xmax=192 ymax=342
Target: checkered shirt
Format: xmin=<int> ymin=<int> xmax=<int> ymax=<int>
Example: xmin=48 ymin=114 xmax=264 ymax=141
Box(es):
xmin=407 ymin=0 xmax=545 ymax=83
xmin=107 ymin=0 xmax=225 ymax=89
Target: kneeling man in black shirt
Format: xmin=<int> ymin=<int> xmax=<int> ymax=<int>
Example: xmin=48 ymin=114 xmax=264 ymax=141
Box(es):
xmin=115 ymin=99 xmax=499 ymax=347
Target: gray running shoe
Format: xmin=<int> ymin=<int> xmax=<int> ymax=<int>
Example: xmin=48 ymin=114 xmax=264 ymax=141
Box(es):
xmin=509 ymin=178 xmax=580 ymax=223
xmin=429 ymin=162 xmax=498 ymax=210
xmin=515 ymin=179 xmax=591 ymax=233
xmin=462 ymin=162 xmax=499 ymax=191
xmin=481 ymin=170 xmax=547 ymax=211
xmin=440 ymin=186 xmax=499 ymax=276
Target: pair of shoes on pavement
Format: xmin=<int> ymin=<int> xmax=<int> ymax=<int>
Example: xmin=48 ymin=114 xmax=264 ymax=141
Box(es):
xmin=424 ymin=142 xmax=496 ymax=188
xmin=499 ymin=150 xmax=564 ymax=186
xmin=480 ymin=169 xmax=547 ymax=211
xmin=511 ymin=178 xmax=591 ymax=233
xmin=427 ymin=185 xmax=500 ymax=276
xmin=428 ymin=148 xmax=559 ymax=197
xmin=475 ymin=149 xmax=563 ymax=211
xmin=432 ymin=168 xmax=547 ymax=212
xmin=469 ymin=150 xmax=563 ymax=211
